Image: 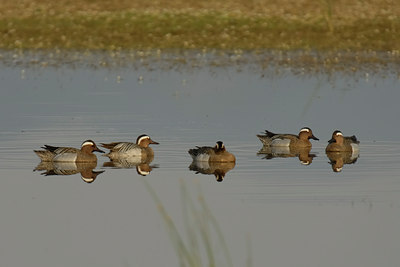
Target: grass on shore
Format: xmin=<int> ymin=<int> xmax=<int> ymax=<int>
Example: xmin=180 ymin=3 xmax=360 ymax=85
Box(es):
xmin=0 ymin=0 xmax=399 ymax=51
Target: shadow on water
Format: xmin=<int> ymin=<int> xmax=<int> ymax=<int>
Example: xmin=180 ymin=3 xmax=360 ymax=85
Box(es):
xmin=257 ymin=146 xmax=317 ymax=166
xmin=102 ymin=154 xmax=158 ymax=176
xmin=34 ymin=161 xmax=105 ymax=183
xmin=188 ymin=161 xmax=236 ymax=182
xmin=326 ymin=151 xmax=359 ymax=173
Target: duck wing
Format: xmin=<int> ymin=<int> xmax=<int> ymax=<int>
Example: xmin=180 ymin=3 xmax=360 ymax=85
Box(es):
xmin=188 ymin=146 xmax=213 ymax=157
xmin=103 ymin=142 xmax=139 ymax=153
xmin=348 ymin=135 xmax=360 ymax=144
xmin=42 ymin=145 xmax=78 ymax=154
xmin=262 ymin=130 xmax=277 ymax=138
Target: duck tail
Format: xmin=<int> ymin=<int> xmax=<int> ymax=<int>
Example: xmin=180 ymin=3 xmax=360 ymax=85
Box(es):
xmin=263 ymin=130 xmax=276 ymax=138
xmin=34 ymin=150 xmax=54 ymax=161
xmin=100 ymin=143 xmax=117 ymax=150
xmin=41 ymin=145 xmax=59 ymax=152
xmin=188 ymin=148 xmax=198 ymax=157
xmin=256 ymin=134 xmax=271 ymax=146
xmin=350 ymin=135 xmax=360 ymax=144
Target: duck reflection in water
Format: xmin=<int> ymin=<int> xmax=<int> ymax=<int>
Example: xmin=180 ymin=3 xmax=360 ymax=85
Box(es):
xmin=189 ymin=161 xmax=236 ymax=182
xmin=257 ymin=146 xmax=316 ymax=165
xmin=326 ymin=151 xmax=359 ymax=172
xmin=103 ymin=155 xmax=157 ymax=176
xmin=34 ymin=161 xmax=104 ymax=183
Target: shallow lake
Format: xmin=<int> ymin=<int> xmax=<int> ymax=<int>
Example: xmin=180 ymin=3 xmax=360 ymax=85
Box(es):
xmin=0 ymin=52 xmax=399 ymax=267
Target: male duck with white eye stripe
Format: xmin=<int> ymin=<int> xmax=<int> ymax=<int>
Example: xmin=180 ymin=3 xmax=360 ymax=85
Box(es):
xmin=326 ymin=130 xmax=360 ymax=152
xmin=34 ymin=140 xmax=104 ymax=162
xmin=101 ymin=134 xmax=159 ymax=160
xmin=188 ymin=141 xmax=236 ymax=162
xmin=257 ymin=127 xmax=319 ymax=148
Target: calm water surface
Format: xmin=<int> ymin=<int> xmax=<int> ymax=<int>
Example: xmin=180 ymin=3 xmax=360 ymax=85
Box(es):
xmin=0 ymin=56 xmax=399 ymax=267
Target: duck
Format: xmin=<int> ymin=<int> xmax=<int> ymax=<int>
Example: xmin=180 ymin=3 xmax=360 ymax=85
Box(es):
xmin=34 ymin=140 xmax=104 ymax=162
xmin=188 ymin=141 xmax=236 ymax=162
xmin=257 ymin=127 xmax=319 ymax=148
xmin=101 ymin=134 xmax=159 ymax=160
xmin=325 ymin=130 xmax=360 ymax=152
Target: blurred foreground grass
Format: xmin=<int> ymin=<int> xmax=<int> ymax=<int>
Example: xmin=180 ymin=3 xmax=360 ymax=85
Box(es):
xmin=1 ymin=0 xmax=399 ymax=51
xmin=143 ymin=179 xmax=247 ymax=267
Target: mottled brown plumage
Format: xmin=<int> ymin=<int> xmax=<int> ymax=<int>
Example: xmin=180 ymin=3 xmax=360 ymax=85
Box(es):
xmin=188 ymin=141 xmax=236 ymax=162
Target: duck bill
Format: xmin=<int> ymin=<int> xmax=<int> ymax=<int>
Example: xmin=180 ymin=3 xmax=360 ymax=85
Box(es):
xmin=311 ymin=135 xmax=319 ymax=141
xmin=150 ymin=139 xmax=159 ymax=145
xmin=94 ymin=147 xmax=105 ymax=153
xmin=327 ymin=138 xmax=335 ymax=144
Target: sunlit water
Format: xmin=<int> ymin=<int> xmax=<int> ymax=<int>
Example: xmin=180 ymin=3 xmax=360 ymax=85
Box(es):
xmin=0 ymin=55 xmax=399 ymax=267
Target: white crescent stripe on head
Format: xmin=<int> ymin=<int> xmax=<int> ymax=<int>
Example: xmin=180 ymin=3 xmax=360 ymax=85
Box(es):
xmin=81 ymin=176 xmax=95 ymax=183
xmin=81 ymin=141 xmax=94 ymax=147
xmin=300 ymin=128 xmax=310 ymax=133
xmin=137 ymin=135 xmax=149 ymax=144
xmin=137 ymin=166 xmax=150 ymax=176
xmin=336 ymin=132 xmax=343 ymax=136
